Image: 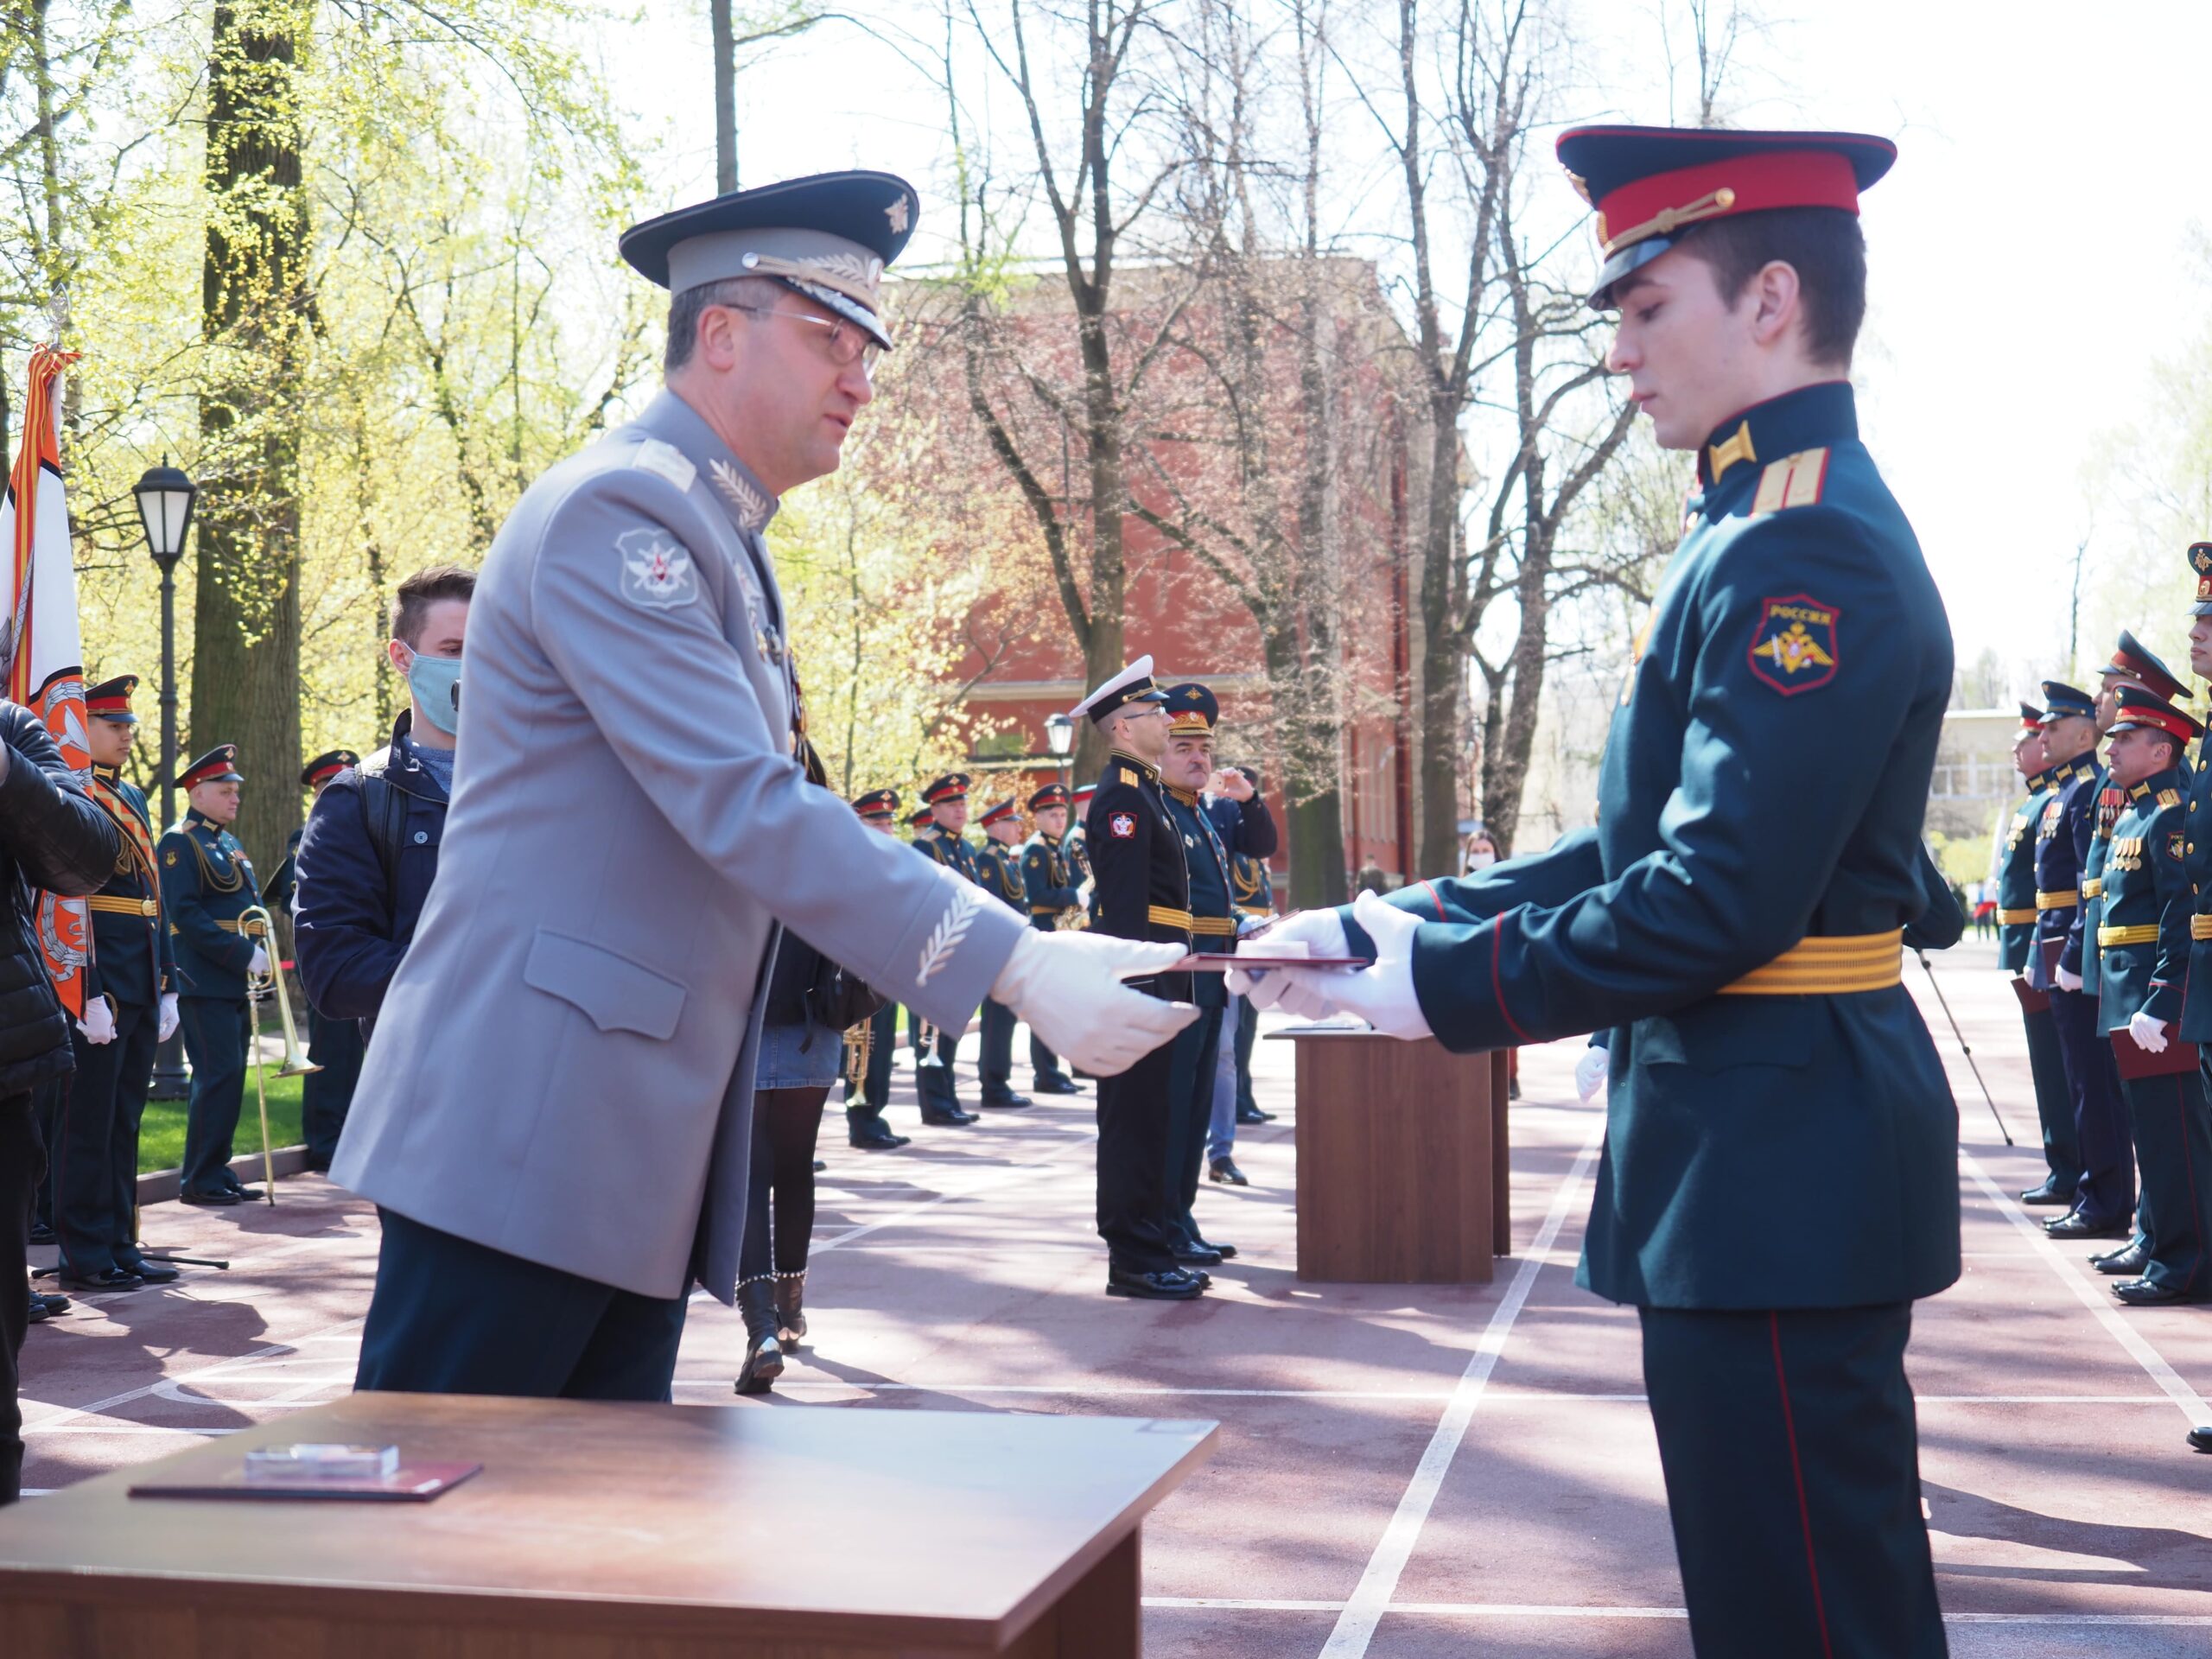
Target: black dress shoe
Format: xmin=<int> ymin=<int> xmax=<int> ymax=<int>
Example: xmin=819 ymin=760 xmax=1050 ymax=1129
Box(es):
xmin=29 ymin=1221 xmax=55 ymax=1245
xmin=2018 ymin=1181 xmax=2076 ymax=1206
xmin=2045 ymin=1212 xmax=2129 ymax=1239
xmin=1106 ymin=1267 xmax=1204 ymax=1300
xmin=179 ymin=1187 xmax=240 ymax=1207
xmin=1209 ymin=1157 xmax=1249 ymax=1186
xmin=118 ymin=1257 xmax=181 ymax=1284
xmin=2114 ymin=1277 xmax=2196 ymax=1306
xmin=920 ymin=1108 xmax=978 ymax=1127
xmin=35 ymin=1290 xmax=70 ymax=1315
xmin=2188 ymin=1424 xmax=2212 ymax=1452
xmin=26 ymin=1294 xmax=51 ymax=1325
xmin=1236 ymin=1104 xmax=1275 ymax=1124
xmin=979 ymin=1092 xmax=1033 ymax=1109
xmin=2093 ymin=1246 xmax=2149 ymax=1276
xmin=1190 ymin=1235 xmax=1237 ymax=1261
xmin=1172 ymin=1242 xmax=1224 ymax=1267
xmin=847 ymin=1116 xmax=911 ymax=1150
xmin=57 ymin=1267 xmax=143 ymax=1294
xmin=226 ymin=1184 xmax=264 ymax=1203
xmin=1033 ymin=1075 xmax=1082 ymax=1095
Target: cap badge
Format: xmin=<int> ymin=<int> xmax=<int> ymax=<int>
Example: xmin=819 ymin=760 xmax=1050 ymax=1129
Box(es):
xmin=886 ymin=194 xmax=910 ymax=234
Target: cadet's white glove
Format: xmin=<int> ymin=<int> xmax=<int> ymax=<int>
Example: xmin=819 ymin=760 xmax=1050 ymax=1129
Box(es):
xmin=991 ymin=930 xmax=1198 ymax=1076
xmin=1575 ymin=1045 xmax=1611 ymax=1103
xmin=2056 ymin=964 xmax=2083 ymax=993
xmin=1266 ymin=892 xmax=1434 ymax=1039
xmin=2130 ymin=1010 xmax=2171 ymax=1053
xmin=248 ymin=944 xmax=269 ymax=977
xmin=1227 ymin=907 xmax=1350 ymax=1006
xmin=76 ymin=995 xmax=116 ymax=1046
xmin=157 ymin=992 xmax=180 ymax=1043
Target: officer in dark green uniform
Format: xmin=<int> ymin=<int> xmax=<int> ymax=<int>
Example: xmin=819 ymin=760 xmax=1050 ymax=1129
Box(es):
xmin=52 ymin=677 xmax=180 ymax=1289
xmin=1245 ymin=125 xmax=1953 ymax=1655
xmin=1077 ymin=657 xmax=1205 ymax=1301
xmin=972 ymin=798 xmax=1033 ymax=1109
xmin=2001 ymin=706 xmax=2080 ymax=1205
xmin=909 ymin=774 xmax=980 ymax=1125
xmin=842 ymin=789 xmax=910 ymax=1150
xmin=1227 ymin=780 xmax=1275 ymax=1126
xmin=2031 ymin=683 xmax=2133 ymax=1238
xmin=1019 ymin=781 xmax=1084 ymax=1094
xmin=158 ymin=745 xmax=265 ymax=1206
xmin=264 ymin=748 xmax=363 ymax=1171
xmin=2181 ymin=544 xmax=2212 ymax=1446
xmin=2090 ymin=686 xmax=2212 ymax=1306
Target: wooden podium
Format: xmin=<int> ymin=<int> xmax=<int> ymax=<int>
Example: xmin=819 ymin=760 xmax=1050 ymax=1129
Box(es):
xmin=1271 ymin=1027 xmax=1510 ymax=1283
xmin=0 ymin=1393 xmax=1217 ymax=1658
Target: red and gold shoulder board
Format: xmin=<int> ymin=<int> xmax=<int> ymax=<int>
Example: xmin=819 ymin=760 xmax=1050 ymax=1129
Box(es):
xmin=1750 ymin=448 xmax=1830 ymax=516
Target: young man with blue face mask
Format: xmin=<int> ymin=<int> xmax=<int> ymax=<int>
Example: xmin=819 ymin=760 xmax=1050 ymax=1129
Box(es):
xmin=294 ymin=565 xmax=474 ymax=1039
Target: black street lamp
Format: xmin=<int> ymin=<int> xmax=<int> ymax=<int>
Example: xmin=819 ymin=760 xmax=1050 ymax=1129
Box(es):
xmin=134 ymin=460 xmax=195 ymax=1102
xmin=1044 ymin=710 xmax=1073 ymax=793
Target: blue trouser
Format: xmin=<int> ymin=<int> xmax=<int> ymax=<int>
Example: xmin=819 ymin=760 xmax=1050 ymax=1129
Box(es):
xmin=1233 ymin=991 xmax=1259 ymax=1116
xmin=1162 ymin=1002 xmax=1225 ymax=1244
xmin=55 ymin=999 xmax=158 ymax=1277
xmin=356 ymin=1207 xmax=689 ymax=1400
xmin=1640 ymin=1301 xmax=1945 ymax=1659
xmin=2022 ymin=1001 xmax=2078 ymax=1193
xmin=2050 ymin=988 xmax=2133 ymax=1225
xmin=302 ymin=1006 xmax=365 ymax=1164
xmin=1207 ymin=996 xmax=1239 ymax=1161
xmin=2126 ymin=1065 xmax=2212 ymax=1299
xmin=177 ymin=995 xmax=250 ymax=1196
xmin=977 ymin=998 xmax=1019 ymax=1100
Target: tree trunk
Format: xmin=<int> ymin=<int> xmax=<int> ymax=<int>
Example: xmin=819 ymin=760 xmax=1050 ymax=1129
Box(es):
xmin=1414 ymin=399 xmax=1464 ymax=878
xmin=711 ymin=0 xmax=736 ymax=193
xmin=195 ymin=0 xmax=309 ymax=867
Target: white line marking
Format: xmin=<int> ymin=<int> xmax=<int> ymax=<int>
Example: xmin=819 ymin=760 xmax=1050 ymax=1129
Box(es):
xmin=1319 ymin=1109 xmax=1608 ymax=1659
xmin=1149 ymin=1599 xmax=2212 ymax=1625
xmin=809 ymin=1139 xmax=1093 ymax=1255
xmin=1959 ymin=1149 xmax=2211 ymax=1423
xmin=684 ymin=1382 xmax=2177 ymax=1405
xmin=19 ymin=1315 xmax=366 ymax=1433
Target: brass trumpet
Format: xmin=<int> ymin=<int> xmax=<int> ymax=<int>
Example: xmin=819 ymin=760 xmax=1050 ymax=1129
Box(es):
xmin=241 ymin=905 xmax=321 ymax=1205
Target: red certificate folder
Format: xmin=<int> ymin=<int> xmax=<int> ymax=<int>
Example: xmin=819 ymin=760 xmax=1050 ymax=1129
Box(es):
xmin=2010 ymin=976 xmax=2050 ymax=1015
xmin=2109 ymin=1028 xmax=2200 ymax=1081
xmin=130 ymin=1459 xmax=483 ymax=1503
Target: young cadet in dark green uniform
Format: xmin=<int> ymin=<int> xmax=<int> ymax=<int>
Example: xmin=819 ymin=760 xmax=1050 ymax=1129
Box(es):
xmin=1067 ymin=784 xmax=1096 ymax=921
xmin=972 ymin=798 xmax=1033 ymax=1109
xmin=158 ymin=745 xmax=266 ymax=1206
xmin=1245 ymin=125 xmax=1954 ymax=1656
xmin=2031 ymin=683 xmax=2134 ymax=1238
xmin=2090 ymin=687 xmax=2212 ymax=1306
xmin=908 ymin=774 xmax=981 ymax=1125
xmin=842 ymin=789 xmax=910 ymax=1150
xmin=52 ymin=677 xmax=181 ymax=1290
xmin=1019 ymin=781 xmax=1084 ymax=1094
xmin=1077 ymin=657 xmax=1205 ymax=1301
xmin=1226 ymin=768 xmax=1275 ymax=1128
xmin=2182 ymin=546 xmax=2212 ymax=1447
xmin=264 ymin=748 xmax=363 ymax=1172
xmin=2001 ymin=708 xmax=2081 ymax=1205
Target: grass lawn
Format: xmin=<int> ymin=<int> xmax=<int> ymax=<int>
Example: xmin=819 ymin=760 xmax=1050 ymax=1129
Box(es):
xmin=138 ymin=1064 xmax=306 ymax=1174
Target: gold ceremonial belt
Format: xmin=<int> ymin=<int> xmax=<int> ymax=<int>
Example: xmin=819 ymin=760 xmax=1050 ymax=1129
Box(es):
xmin=1031 ymin=906 xmax=1059 ymax=915
xmin=1718 ymin=931 xmax=1904 ymax=996
xmin=2035 ymin=890 xmax=2078 ymax=911
xmin=2100 ymin=924 xmax=2161 ymax=948
xmin=1190 ymin=916 xmax=1238 ymax=938
xmin=1996 ymin=907 xmax=2038 ymax=925
xmin=1147 ymin=906 xmax=1195 ymax=933
xmin=215 ymin=917 xmax=269 ymax=937
xmin=2082 ymin=879 xmax=2104 ymax=899
xmin=2193 ymin=914 xmax=2212 ymax=942
xmin=86 ymin=896 xmax=157 ymax=918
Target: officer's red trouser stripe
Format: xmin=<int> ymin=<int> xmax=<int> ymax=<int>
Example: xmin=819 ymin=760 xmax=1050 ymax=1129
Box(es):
xmin=1769 ymin=1312 xmax=1835 ymax=1659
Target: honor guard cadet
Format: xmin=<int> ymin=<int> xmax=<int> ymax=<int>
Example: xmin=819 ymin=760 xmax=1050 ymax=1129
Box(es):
xmin=52 ymin=677 xmax=181 ymax=1289
xmin=973 ymin=798 xmax=1033 ymax=1109
xmin=842 ymin=789 xmax=910 ymax=1151
xmin=2068 ymin=636 xmax=2189 ymax=1008
xmin=1226 ymin=766 xmax=1276 ymax=1128
xmin=909 ymin=772 xmax=982 ymax=1124
xmin=1020 ymin=781 xmax=1084 ymax=1093
xmin=2032 ymin=682 xmax=2135 ymax=1241
xmin=157 ymin=745 xmax=266 ymax=1207
xmin=1080 ymin=658 xmax=1207 ymax=1300
xmin=2092 ymin=688 xmax=2212 ymax=1306
xmin=267 ymin=748 xmax=365 ymax=1172
xmin=2001 ymin=705 xmax=2081 ymax=1206
xmin=1246 ymin=126 xmax=1956 ymax=1651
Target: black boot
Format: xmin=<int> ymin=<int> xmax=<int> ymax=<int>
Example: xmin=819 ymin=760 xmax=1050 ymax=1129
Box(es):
xmin=734 ymin=1278 xmax=785 ymax=1395
xmin=847 ymin=1110 xmax=910 ymax=1150
xmin=775 ymin=1271 xmax=808 ymax=1352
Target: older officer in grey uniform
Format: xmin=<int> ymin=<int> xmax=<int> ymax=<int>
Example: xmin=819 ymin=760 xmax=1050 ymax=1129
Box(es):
xmin=336 ymin=171 xmax=1193 ymax=1402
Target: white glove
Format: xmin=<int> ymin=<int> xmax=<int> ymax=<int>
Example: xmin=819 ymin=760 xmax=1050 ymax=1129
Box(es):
xmin=1575 ymin=1044 xmax=1610 ymax=1103
xmin=1268 ymin=891 xmax=1434 ymax=1039
xmin=2055 ymin=964 xmax=2082 ymax=993
xmin=990 ymin=929 xmax=1198 ymax=1075
xmin=158 ymin=992 xmax=180 ymax=1043
xmin=76 ymin=995 xmax=116 ymax=1046
xmin=249 ymin=944 xmax=270 ymax=977
xmin=1227 ymin=906 xmax=1351 ymax=1005
xmin=2130 ymin=1010 xmax=2171 ymax=1053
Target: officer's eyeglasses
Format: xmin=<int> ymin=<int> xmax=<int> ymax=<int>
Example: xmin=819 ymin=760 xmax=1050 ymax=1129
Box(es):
xmin=722 ymin=304 xmax=883 ymax=376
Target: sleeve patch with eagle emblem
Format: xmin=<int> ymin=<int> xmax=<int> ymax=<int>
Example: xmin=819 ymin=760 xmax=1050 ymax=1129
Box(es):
xmin=1747 ymin=593 xmax=1840 ymax=696
xmin=1109 ymin=812 xmax=1137 ymax=839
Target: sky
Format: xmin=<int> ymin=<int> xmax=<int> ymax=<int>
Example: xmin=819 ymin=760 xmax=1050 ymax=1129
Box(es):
xmin=590 ymin=0 xmax=2212 ymax=691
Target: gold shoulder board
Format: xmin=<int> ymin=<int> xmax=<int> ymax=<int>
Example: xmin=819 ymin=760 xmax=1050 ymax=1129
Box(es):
xmin=1750 ymin=448 xmax=1831 ymax=517
xmin=1120 ymin=767 xmax=1139 ymax=785
xmin=2160 ymin=788 xmax=2183 ymax=807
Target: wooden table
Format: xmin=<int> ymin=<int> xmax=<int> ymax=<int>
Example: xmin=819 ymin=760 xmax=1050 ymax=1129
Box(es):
xmin=0 ymin=1392 xmax=1217 ymax=1658
xmin=1270 ymin=1027 xmax=1510 ymax=1283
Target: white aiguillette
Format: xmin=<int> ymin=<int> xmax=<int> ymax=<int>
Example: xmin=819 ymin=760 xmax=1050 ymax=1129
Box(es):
xmin=245 ymin=1443 xmax=400 ymax=1484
